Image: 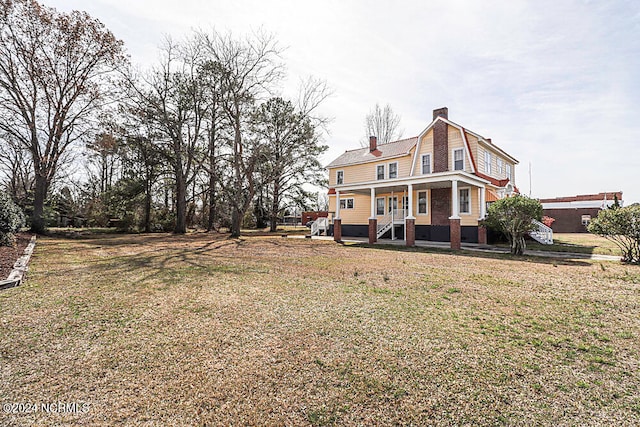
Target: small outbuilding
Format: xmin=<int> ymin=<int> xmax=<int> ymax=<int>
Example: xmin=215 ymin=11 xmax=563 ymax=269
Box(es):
xmin=539 ymin=192 xmax=623 ymax=233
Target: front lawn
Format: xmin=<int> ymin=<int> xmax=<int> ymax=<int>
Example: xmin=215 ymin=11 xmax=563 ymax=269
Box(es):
xmin=1 ymin=233 xmax=638 ymax=425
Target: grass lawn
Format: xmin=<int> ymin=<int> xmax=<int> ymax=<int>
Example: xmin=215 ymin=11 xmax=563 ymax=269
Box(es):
xmin=502 ymin=233 xmax=623 ymax=257
xmin=1 ymin=233 xmax=639 ymax=425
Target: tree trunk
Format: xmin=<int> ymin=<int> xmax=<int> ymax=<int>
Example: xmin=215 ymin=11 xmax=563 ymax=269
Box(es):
xmin=31 ymin=173 xmax=47 ymax=234
xmin=174 ymin=171 xmax=187 ymax=234
xmin=230 ymin=207 xmax=242 ymax=238
xmin=269 ymin=182 xmax=280 ymax=232
xmin=143 ymin=179 xmax=152 ymax=233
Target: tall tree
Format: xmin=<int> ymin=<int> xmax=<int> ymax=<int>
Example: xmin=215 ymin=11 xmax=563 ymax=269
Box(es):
xmin=252 ymin=97 xmax=328 ymax=232
xmin=199 ymin=30 xmax=284 ymax=237
xmin=125 ymin=37 xmax=207 ymax=234
xmin=364 ymin=103 xmax=403 ymax=145
xmin=0 ymin=0 xmax=126 ymax=233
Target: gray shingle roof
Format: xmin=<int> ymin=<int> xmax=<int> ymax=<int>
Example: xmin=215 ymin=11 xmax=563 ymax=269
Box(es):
xmin=326 ymin=137 xmax=417 ymax=168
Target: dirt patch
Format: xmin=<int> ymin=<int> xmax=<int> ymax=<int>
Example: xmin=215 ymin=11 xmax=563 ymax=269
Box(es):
xmin=0 ymin=232 xmax=32 ymax=279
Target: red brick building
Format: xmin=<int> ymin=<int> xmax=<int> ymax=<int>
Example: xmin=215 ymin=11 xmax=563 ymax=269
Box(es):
xmin=540 ymin=192 xmax=623 ymax=233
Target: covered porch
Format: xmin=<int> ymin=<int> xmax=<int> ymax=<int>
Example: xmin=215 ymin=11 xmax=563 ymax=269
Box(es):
xmin=331 ymin=172 xmax=491 ymax=249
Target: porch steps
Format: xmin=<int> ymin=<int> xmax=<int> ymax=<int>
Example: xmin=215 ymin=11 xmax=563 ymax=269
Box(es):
xmin=529 ymin=219 xmax=553 ymax=245
xmin=310 ymin=217 xmax=329 ymax=236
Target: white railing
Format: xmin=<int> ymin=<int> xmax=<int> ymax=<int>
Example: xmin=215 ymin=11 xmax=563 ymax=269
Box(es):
xmin=310 ymin=217 xmax=329 ymax=236
xmin=529 ymin=219 xmax=553 ymax=245
xmin=376 ymin=209 xmax=408 ymax=239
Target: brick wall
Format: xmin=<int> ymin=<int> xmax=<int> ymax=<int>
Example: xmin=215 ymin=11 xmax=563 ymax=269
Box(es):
xmin=431 ymin=188 xmax=451 ymax=226
xmin=543 ymin=208 xmax=600 ymax=233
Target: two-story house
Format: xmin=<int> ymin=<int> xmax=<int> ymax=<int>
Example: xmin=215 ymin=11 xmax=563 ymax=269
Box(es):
xmin=326 ymin=107 xmax=518 ymax=248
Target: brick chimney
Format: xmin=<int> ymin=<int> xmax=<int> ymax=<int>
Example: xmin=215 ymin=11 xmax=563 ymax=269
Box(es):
xmin=432 ymin=108 xmax=448 ymax=172
xmin=369 ymin=135 xmax=377 ymax=152
xmin=433 ymin=107 xmax=448 ymax=120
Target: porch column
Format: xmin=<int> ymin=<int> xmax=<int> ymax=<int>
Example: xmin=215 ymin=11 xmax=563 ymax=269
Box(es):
xmin=370 ymin=188 xmax=376 ymax=218
xmin=479 ymin=186 xmax=486 ymax=219
xmin=478 ymin=185 xmax=487 ymax=245
xmin=449 ymin=180 xmax=461 ymax=250
xmin=334 ymin=190 xmax=342 ymax=242
xmin=369 ymin=188 xmax=377 ymax=244
xmin=405 ymin=184 xmax=415 ymax=246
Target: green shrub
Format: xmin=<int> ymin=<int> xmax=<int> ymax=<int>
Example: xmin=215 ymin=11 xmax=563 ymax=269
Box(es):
xmin=0 ymin=191 xmax=26 ymax=246
xmin=485 ymin=195 xmax=543 ymax=255
xmin=588 ymin=204 xmax=640 ymax=264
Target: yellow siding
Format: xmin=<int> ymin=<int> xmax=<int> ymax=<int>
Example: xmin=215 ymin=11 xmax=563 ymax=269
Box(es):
xmin=476 ymin=144 xmax=516 ymax=185
xmin=448 ymin=126 xmax=472 ymax=173
xmin=328 ymin=193 xmax=370 ymax=224
xmin=414 ymin=129 xmax=434 ymax=175
xmin=460 ymin=187 xmax=480 ymax=226
xmin=328 ymin=153 xmax=413 ymax=186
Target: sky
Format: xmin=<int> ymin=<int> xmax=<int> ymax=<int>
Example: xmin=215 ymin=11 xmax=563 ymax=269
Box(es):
xmin=47 ymin=0 xmax=640 ymax=203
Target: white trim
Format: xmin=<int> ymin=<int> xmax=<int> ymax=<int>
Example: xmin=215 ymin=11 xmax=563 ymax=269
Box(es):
xmin=336 ymin=169 xmax=344 ymax=185
xmin=339 ymin=197 xmax=355 ymax=210
xmin=333 ymin=170 xmax=491 ymax=193
xmin=375 ymin=197 xmax=385 ymax=215
xmin=388 ymin=161 xmax=398 ymax=179
xmin=421 ymin=153 xmax=432 ymax=175
xmin=459 ymin=187 xmax=471 ymax=215
xmin=459 ymin=129 xmax=476 ymax=174
xmin=375 ymin=164 xmax=385 ymax=181
xmin=450 ymin=180 xmax=460 ymax=219
xmin=484 ymin=150 xmax=491 ymax=175
xmin=416 ymin=190 xmax=428 ymax=215
xmin=452 ymin=148 xmax=465 ymax=171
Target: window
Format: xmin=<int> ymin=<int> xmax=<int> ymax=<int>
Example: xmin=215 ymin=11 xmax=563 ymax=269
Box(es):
xmin=459 ymin=188 xmax=470 ymax=214
xmin=506 ymin=164 xmax=512 ymax=181
xmin=339 ymin=198 xmax=354 ymax=209
xmin=453 ymin=149 xmax=464 ymax=171
xmin=388 ymin=162 xmax=398 ymax=179
xmin=376 ymin=197 xmax=385 ymax=215
xmin=581 ymin=215 xmax=591 ymax=226
xmin=484 ymin=151 xmax=491 ymax=175
xmin=497 ymin=158 xmax=504 ymax=175
xmin=336 ymin=170 xmax=344 ymax=185
xmin=417 ymin=191 xmax=428 ymax=214
xmin=388 ymin=196 xmax=398 ymax=213
xmin=376 ymin=165 xmax=384 ymax=180
xmin=421 ymin=154 xmax=431 ymax=174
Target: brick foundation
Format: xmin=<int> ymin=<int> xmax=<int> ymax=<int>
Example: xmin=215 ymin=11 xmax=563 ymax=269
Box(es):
xmin=478 ymin=224 xmax=487 ymax=245
xmin=450 ymin=218 xmax=461 ymax=250
xmin=405 ymin=218 xmax=415 ymax=247
xmin=368 ymin=218 xmax=377 ymax=244
xmin=333 ymin=219 xmax=342 ymax=242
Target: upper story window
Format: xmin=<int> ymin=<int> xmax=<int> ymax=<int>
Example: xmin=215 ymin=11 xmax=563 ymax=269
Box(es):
xmin=339 ymin=198 xmax=354 ymax=209
xmin=497 ymin=158 xmax=504 ymax=175
xmin=417 ymin=191 xmax=428 ymax=214
xmin=506 ymin=164 xmax=512 ymax=181
xmin=376 ymin=165 xmax=385 ymax=180
xmin=388 ymin=162 xmax=398 ymax=179
xmin=459 ymin=188 xmax=470 ymax=214
xmin=336 ymin=170 xmax=344 ymax=185
xmin=421 ymin=154 xmax=431 ymax=174
xmin=484 ymin=151 xmax=492 ymax=175
xmin=453 ymin=148 xmax=464 ymax=171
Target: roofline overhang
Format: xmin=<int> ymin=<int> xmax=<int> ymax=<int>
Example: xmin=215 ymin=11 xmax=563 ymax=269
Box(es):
xmin=330 ymin=171 xmax=492 ymax=193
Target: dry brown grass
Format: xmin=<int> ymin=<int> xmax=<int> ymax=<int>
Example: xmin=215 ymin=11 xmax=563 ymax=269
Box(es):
xmin=1 ymin=233 xmax=639 ymax=426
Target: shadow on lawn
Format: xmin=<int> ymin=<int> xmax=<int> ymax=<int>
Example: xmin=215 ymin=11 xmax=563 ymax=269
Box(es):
xmin=349 ymin=242 xmax=594 ymax=267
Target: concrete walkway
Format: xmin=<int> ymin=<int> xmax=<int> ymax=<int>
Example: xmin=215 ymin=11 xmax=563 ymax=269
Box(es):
xmin=292 ymin=234 xmax=620 ymax=262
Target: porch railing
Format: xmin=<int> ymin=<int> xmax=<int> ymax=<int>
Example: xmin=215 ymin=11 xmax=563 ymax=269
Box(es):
xmin=310 ymin=217 xmax=329 ymax=236
xmin=529 ymin=219 xmax=553 ymax=245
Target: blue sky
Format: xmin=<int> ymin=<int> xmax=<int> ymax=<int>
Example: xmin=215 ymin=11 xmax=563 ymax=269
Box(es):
xmin=49 ymin=0 xmax=640 ymax=203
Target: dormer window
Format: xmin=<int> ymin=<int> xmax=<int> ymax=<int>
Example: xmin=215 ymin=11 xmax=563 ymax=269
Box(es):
xmin=336 ymin=170 xmax=344 ymax=185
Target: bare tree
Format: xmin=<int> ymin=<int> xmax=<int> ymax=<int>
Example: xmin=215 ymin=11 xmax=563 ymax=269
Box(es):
xmin=0 ymin=136 xmax=33 ymax=207
xmin=364 ymin=103 xmax=403 ymax=145
xmin=0 ymin=0 xmax=126 ymax=233
xmin=199 ymin=29 xmax=284 ymax=237
xmin=124 ymin=36 xmax=208 ymax=234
